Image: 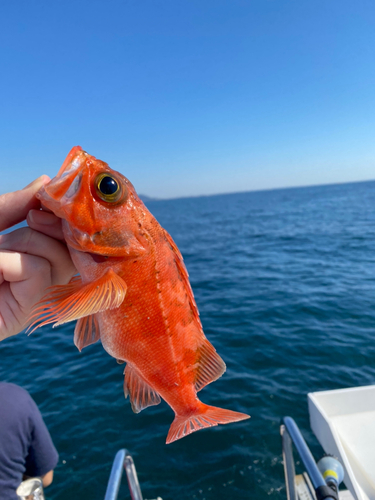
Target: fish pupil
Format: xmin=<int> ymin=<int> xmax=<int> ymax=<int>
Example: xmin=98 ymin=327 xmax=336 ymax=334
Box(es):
xmin=99 ymin=176 xmax=118 ymax=195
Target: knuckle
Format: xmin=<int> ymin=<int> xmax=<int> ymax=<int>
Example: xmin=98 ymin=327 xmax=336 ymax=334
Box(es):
xmin=7 ymin=227 xmax=34 ymax=250
xmin=32 ymin=256 xmax=51 ymax=276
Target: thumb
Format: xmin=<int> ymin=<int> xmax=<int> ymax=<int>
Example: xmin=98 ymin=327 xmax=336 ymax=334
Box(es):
xmin=0 ymin=175 xmax=50 ymax=232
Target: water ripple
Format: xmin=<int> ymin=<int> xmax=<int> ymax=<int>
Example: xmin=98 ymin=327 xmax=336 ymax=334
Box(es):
xmin=1 ymin=181 xmax=375 ymax=499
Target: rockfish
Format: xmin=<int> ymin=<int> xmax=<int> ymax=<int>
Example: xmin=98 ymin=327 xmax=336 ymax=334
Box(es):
xmin=30 ymin=147 xmax=249 ymax=443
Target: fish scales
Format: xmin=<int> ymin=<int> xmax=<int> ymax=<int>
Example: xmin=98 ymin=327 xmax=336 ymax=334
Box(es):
xmin=28 ymin=146 xmax=249 ymax=443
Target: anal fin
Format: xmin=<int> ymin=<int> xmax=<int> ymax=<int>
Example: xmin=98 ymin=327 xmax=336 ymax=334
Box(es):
xmin=124 ymin=364 xmax=161 ymax=413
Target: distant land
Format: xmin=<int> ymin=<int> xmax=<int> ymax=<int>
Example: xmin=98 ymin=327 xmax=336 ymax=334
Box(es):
xmin=139 ymin=194 xmax=159 ymax=202
xmin=139 ymin=178 xmax=375 ymax=202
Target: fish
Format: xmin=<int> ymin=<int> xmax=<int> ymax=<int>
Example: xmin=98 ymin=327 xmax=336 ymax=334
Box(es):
xmin=29 ymin=146 xmax=250 ymax=443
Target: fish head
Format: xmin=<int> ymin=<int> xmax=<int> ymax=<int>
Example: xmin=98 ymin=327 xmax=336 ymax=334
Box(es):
xmin=37 ymin=146 xmax=147 ymax=258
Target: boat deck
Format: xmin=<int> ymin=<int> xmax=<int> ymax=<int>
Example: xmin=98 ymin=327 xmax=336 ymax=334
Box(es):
xmin=309 ymin=385 xmax=375 ymax=500
xmin=295 ymin=473 xmax=355 ymax=500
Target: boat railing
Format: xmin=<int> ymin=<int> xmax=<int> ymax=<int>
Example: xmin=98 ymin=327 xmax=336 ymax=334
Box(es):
xmin=280 ymin=416 xmax=339 ymax=500
xmin=104 ymin=449 xmax=145 ymax=500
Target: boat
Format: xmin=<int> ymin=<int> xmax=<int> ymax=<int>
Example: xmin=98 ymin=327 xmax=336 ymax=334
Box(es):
xmin=282 ymin=384 xmax=375 ymax=500
xmin=104 ymin=449 xmax=162 ymax=500
xmin=104 ymin=384 xmax=375 ymax=500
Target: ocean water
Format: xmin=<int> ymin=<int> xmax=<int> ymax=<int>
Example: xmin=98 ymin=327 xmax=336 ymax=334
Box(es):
xmin=2 ymin=180 xmax=375 ymax=499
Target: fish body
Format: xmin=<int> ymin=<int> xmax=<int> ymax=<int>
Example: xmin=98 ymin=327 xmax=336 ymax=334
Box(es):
xmin=31 ymin=147 xmax=249 ymax=443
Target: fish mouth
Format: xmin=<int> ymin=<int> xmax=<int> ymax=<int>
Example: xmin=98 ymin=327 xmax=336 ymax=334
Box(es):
xmin=88 ymin=253 xmax=109 ymax=263
xmin=36 ymin=147 xmax=88 ymax=214
xmin=63 ymin=224 xmax=111 ymax=262
xmin=66 ymin=233 xmax=111 ymax=263
xmin=61 ymin=223 xmax=96 ymax=254
xmin=57 ymin=146 xmax=85 ymax=177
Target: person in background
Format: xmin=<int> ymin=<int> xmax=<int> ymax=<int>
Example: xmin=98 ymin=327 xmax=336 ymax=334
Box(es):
xmin=0 ymin=382 xmax=59 ymax=499
xmin=0 ymin=176 xmax=76 ymax=341
xmin=0 ymin=177 xmax=76 ymax=498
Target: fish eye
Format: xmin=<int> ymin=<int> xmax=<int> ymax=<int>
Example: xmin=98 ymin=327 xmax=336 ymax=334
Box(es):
xmin=99 ymin=176 xmax=118 ymax=195
xmin=94 ymin=173 xmax=123 ymax=203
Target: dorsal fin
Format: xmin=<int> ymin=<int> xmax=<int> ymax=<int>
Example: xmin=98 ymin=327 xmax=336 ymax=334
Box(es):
xmin=124 ymin=364 xmax=161 ymax=413
xmin=163 ymin=230 xmax=201 ymax=326
xmin=193 ymin=338 xmax=226 ymax=392
xmin=163 ymin=230 xmax=226 ymax=390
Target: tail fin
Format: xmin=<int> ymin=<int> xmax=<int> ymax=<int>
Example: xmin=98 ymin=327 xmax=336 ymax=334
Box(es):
xmin=166 ymin=404 xmax=250 ymax=444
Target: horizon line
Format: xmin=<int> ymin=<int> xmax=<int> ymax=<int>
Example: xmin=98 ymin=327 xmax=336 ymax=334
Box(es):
xmin=142 ymin=177 xmax=375 ymax=202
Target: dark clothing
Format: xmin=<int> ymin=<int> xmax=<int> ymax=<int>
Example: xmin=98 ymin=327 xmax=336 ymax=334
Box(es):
xmin=0 ymin=383 xmax=58 ymax=500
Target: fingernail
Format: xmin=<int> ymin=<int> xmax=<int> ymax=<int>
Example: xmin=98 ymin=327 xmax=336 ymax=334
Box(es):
xmin=28 ymin=209 xmax=58 ymax=225
xmin=23 ymin=175 xmax=50 ymax=190
xmin=0 ymin=233 xmax=9 ymax=247
xmin=27 ymin=210 xmax=34 ymax=224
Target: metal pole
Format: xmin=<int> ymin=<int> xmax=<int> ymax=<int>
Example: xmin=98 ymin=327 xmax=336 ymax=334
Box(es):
xmin=124 ymin=454 xmax=144 ymax=500
xmin=282 ymin=417 xmax=336 ymax=500
xmin=280 ymin=424 xmax=297 ymax=500
xmin=104 ymin=449 xmax=144 ymax=500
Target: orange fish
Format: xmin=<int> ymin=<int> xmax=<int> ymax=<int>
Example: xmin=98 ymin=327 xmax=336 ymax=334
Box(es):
xmin=29 ymin=147 xmax=250 ymax=443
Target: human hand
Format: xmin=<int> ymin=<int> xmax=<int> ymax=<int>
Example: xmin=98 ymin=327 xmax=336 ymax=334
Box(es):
xmin=0 ymin=177 xmax=76 ymax=341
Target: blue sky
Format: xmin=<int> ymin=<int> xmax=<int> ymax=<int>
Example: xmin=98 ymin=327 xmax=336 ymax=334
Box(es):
xmin=1 ymin=0 xmax=375 ymax=198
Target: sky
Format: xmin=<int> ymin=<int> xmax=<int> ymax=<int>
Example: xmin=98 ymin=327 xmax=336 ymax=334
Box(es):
xmin=1 ymin=0 xmax=375 ymax=199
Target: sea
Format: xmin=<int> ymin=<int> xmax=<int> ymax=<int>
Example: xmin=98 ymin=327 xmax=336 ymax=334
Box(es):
xmin=1 ymin=180 xmax=375 ymax=500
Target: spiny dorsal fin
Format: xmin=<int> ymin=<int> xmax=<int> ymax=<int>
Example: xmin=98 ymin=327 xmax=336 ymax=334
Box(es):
xmin=163 ymin=230 xmax=201 ymax=326
xmin=27 ymin=269 xmax=127 ymax=333
xmin=74 ymin=314 xmax=100 ymax=352
xmin=164 ymin=230 xmax=226 ymax=390
xmin=124 ymin=363 xmax=161 ymax=413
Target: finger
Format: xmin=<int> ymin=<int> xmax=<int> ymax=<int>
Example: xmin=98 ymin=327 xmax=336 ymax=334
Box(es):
xmin=0 ymin=227 xmax=76 ymax=285
xmin=27 ymin=210 xmax=65 ymax=241
xmin=0 ymin=176 xmax=50 ymax=232
xmin=0 ymin=251 xmax=55 ymax=339
xmin=0 ymin=250 xmax=53 ymax=310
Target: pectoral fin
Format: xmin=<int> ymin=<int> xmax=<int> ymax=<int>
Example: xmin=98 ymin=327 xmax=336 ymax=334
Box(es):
xmin=28 ymin=269 xmax=127 ymax=333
